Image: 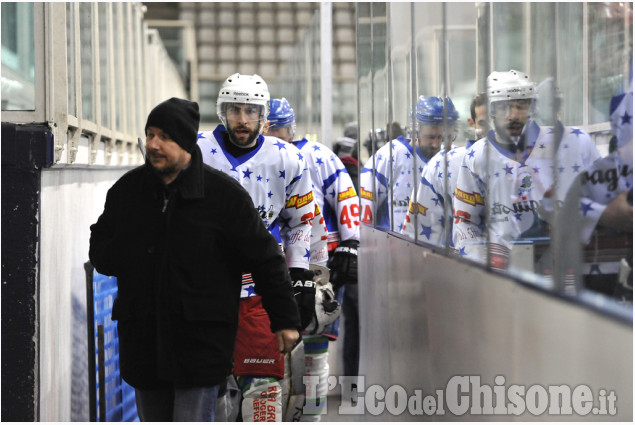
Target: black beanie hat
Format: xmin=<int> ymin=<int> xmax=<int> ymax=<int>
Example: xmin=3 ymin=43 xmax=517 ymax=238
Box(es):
xmin=145 ymin=97 xmax=200 ymax=152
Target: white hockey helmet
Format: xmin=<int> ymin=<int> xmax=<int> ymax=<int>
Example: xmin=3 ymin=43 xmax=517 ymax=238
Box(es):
xmin=217 ymin=73 xmax=270 ymax=130
xmin=487 ymin=70 xmax=536 ymax=116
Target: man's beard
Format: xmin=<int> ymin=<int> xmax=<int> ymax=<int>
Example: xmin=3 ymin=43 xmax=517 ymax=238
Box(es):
xmin=420 ymin=145 xmax=440 ymax=160
xmin=148 ymin=152 xmax=178 ymax=178
xmin=495 ymin=120 xmax=525 ymax=143
xmin=227 ymin=123 xmax=260 ymax=147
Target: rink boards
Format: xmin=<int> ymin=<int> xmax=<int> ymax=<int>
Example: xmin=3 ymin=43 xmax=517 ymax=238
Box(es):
xmin=356 ymin=226 xmax=632 ymax=421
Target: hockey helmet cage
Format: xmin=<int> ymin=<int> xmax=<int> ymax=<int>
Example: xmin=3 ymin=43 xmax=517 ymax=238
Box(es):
xmin=217 ymin=73 xmax=270 ymax=127
xmin=487 ymin=70 xmax=535 ymax=115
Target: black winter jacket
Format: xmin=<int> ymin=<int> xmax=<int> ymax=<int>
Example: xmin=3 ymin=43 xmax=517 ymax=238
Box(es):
xmin=89 ymin=146 xmax=300 ymax=389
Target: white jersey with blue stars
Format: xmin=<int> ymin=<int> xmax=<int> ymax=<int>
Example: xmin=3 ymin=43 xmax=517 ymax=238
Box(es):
xmin=292 ymin=138 xmax=360 ymax=256
xmin=401 ymin=141 xmax=473 ymax=247
xmin=452 ymin=121 xmax=601 ymax=267
xmin=360 ymin=136 xmax=432 ymax=232
xmin=197 ymin=125 xmax=315 ymax=297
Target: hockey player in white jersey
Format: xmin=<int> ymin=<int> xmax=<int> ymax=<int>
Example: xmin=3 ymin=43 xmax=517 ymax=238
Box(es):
xmin=360 ymin=96 xmax=459 ymax=232
xmin=452 ymin=70 xmax=600 ymax=275
xmin=564 ymin=87 xmax=633 ymax=299
xmin=266 ymin=98 xmax=359 ymax=421
xmin=197 ymin=74 xmax=316 ymax=422
xmin=402 ymin=93 xmax=488 ymax=246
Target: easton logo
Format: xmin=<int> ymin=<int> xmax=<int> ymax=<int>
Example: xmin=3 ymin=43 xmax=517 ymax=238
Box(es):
xmin=286 ymin=191 xmax=314 ymax=209
xmin=407 ymin=201 xmax=428 ymax=216
xmin=360 ymin=187 xmax=374 ymax=201
xmin=338 ymin=187 xmax=357 ymax=202
xmin=455 ymin=188 xmax=484 ymax=206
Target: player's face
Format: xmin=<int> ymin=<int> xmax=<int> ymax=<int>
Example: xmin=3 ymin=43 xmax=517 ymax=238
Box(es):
xmin=470 ymin=104 xmax=489 ymax=139
xmin=145 ymin=126 xmax=191 ymax=182
xmin=265 ymin=125 xmax=294 ymax=143
xmin=225 ymin=103 xmax=263 ymax=148
xmin=416 ymin=124 xmax=447 ymax=159
xmin=492 ymin=99 xmax=531 ymax=141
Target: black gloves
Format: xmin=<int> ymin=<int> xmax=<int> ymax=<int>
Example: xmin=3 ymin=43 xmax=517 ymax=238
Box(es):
xmin=289 ymin=268 xmax=317 ymax=331
xmin=328 ymin=239 xmax=359 ymax=290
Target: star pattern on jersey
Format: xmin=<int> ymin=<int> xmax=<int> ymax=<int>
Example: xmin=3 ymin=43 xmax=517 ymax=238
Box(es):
xmin=312 ymin=144 xmax=321 ymax=151
xmin=420 ymin=224 xmax=432 ymax=239
xmin=244 ymin=285 xmax=257 ymax=297
xmin=458 ymin=247 xmax=467 ymax=256
xmin=503 ymin=164 xmax=513 ymax=175
xmin=570 ymin=128 xmax=584 ymax=137
xmin=210 ymin=148 xmax=217 ymax=155
xmin=467 ymin=149 xmax=475 ymax=158
xmin=304 ymin=249 xmax=311 ymax=259
xmin=267 ymin=191 xmax=274 ymax=198
xmin=197 ymin=133 xmax=205 ymax=140
xmin=274 ymin=141 xmax=287 ymax=150
xmin=279 ymin=170 xmax=286 ymax=179
xmin=580 ymin=201 xmax=594 ymax=216
xmin=316 ymin=157 xmax=324 ymax=165
xmin=278 ymin=215 xmax=291 ymax=229
xmin=257 ymin=175 xmax=263 ymax=181
xmin=621 ymin=110 xmax=632 ymax=125
xmin=297 ymin=152 xmax=304 ymax=161
xmin=243 ymin=168 xmax=253 ymax=179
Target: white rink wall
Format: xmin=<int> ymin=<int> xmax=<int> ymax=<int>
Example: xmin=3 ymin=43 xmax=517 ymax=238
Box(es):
xmin=39 ymin=167 xmax=132 ymax=421
xmin=357 ymin=226 xmax=632 ymax=421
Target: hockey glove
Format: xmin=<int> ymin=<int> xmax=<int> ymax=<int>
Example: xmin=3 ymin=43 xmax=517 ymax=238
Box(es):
xmin=289 ymin=268 xmax=317 ymax=331
xmin=328 ymin=239 xmax=359 ymax=290
xmin=305 ymin=282 xmax=341 ymax=336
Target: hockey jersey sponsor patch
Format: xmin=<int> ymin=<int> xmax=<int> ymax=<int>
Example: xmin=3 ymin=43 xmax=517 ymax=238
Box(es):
xmin=360 ymin=187 xmax=374 ymax=201
xmin=285 ymin=191 xmax=313 ymax=209
xmin=408 ymin=201 xmax=428 ymax=216
xmin=337 ymin=186 xmax=357 ymax=202
xmin=455 ymin=188 xmax=484 ymax=206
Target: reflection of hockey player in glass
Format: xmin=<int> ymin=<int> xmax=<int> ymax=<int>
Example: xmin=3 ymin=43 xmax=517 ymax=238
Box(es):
xmin=453 ymin=70 xmax=600 ymax=274
xmin=568 ymin=87 xmax=633 ymax=299
xmin=266 ymin=98 xmax=360 ymax=421
xmin=360 ymin=96 xmax=459 ymax=232
xmin=402 ymin=93 xmax=487 ymax=245
xmin=197 ymin=75 xmax=315 ymax=422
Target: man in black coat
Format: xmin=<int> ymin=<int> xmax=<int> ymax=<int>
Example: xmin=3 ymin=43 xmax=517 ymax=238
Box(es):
xmin=89 ymin=97 xmax=301 ymax=421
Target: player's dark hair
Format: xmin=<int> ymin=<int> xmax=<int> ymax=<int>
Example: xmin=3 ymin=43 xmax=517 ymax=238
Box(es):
xmin=470 ymin=93 xmax=488 ymax=121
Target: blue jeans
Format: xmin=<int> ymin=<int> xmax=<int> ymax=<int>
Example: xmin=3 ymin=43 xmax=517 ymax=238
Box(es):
xmin=135 ymin=384 xmax=220 ymax=421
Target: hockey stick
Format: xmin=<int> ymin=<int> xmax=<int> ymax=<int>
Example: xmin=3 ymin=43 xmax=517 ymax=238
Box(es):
xmin=137 ymin=137 xmax=146 ymax=160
